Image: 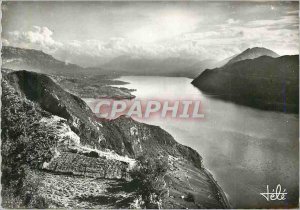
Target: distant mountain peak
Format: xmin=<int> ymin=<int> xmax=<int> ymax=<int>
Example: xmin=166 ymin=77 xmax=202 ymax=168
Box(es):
xmin=225 ymin=47 xmax=279 ymax=66
xmin=243 ymin=47 xmax=277 ymax=53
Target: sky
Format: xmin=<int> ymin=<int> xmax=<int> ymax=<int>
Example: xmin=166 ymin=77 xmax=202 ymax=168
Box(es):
xmin=2 ymin=1 xmax=299 ymax=67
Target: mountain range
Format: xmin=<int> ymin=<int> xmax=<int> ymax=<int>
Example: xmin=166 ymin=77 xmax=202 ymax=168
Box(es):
xmin=101 ymin=47 xmax=281 ymax=77
xmin=2 ymin=46 xmax=218 ymax=78
xmin=102 ymin=55 xmax=217 ymax=78
xmin=4 ymin=45 xmax=297 ymax=113
xmin=2 ymin=46 xmax=283 ymax=78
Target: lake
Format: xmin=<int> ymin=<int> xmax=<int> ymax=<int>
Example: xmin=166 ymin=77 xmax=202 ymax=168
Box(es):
xmin=85 ymin=76 xmax=299 ymax=208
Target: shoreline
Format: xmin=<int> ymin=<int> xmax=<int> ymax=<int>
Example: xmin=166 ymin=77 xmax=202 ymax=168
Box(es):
xmin=204 ymin=168 xmax=231 ymax=208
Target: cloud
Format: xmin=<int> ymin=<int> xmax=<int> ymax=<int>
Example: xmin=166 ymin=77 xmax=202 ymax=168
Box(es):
xmin=2 ymin=16 xmax=298 ymax=68
xmin=4 ymin=26 xmax=62 ymax=52
xmin=246 ymin=15 xmax=298 ymax=29
xmin=3 ymin=26 xmax=213 ymax=66
xmin=286 ymin=10 xmax=298 ymax=16
xmin=2 ymin=38 xmax=10 ymax=46
xmin=56 ymin=38 xmax=214 ymax=67
xmin=227 ymin=18 xmax=240 ymax=24
xmin=125 ymin=10 xmax=200 ymax=44
xmin=2 ymin=25 xmax=239 ymax=66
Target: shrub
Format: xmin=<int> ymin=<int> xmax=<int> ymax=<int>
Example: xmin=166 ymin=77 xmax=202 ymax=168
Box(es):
xmin=185 ymin=192 xmax=195 ymax=203
xmin=129 ymin=156 xmax=169 ymax=208
xmin=86 ymin=151 xmax=99 ymax=158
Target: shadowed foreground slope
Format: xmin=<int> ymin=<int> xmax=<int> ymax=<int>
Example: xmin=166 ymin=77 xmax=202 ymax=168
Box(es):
xmin=1 ymin=70 xmax=229 ymax=208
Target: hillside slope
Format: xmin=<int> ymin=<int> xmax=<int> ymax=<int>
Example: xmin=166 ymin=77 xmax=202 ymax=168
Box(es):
xmin=192 ymin=55 xmax=299 ymax=113
xmin=2 ymin=46 xmax=84 ymax=75
xmin=1 ymin=70 xmax=229 ymax=208
xmin=2 ymin=46 xmax=136 ymax=99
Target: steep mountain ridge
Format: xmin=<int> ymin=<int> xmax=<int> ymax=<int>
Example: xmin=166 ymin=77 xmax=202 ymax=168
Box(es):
xmin=2 ymin=46 xmax=84 ymax=75
xmin=2 ymin=69 xmax=229 ymax=208
xmin=2 ymin=46 xmax=216 ymax=78
xmin=192 ymin=55 xmax=299 ymax=113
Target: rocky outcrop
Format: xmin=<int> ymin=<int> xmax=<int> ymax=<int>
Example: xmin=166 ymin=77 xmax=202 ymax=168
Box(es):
xmin=101 ymin=116 xmax=203 ymax=169
xmin=5 ymin=70 xmax=103 ymax=148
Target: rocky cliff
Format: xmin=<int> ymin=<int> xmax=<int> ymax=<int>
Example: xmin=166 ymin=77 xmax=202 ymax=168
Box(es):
xmin=2 ymin=69 xmax=229 ymax=208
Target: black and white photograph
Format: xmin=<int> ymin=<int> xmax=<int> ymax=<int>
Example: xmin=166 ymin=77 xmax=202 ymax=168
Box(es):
xmin=1 ymin=1 xmax=299 ymax=209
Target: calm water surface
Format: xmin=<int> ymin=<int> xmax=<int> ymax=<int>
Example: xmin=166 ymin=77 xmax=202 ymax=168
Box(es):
xmin=85 ymin=76 xmax=299 ymax=208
